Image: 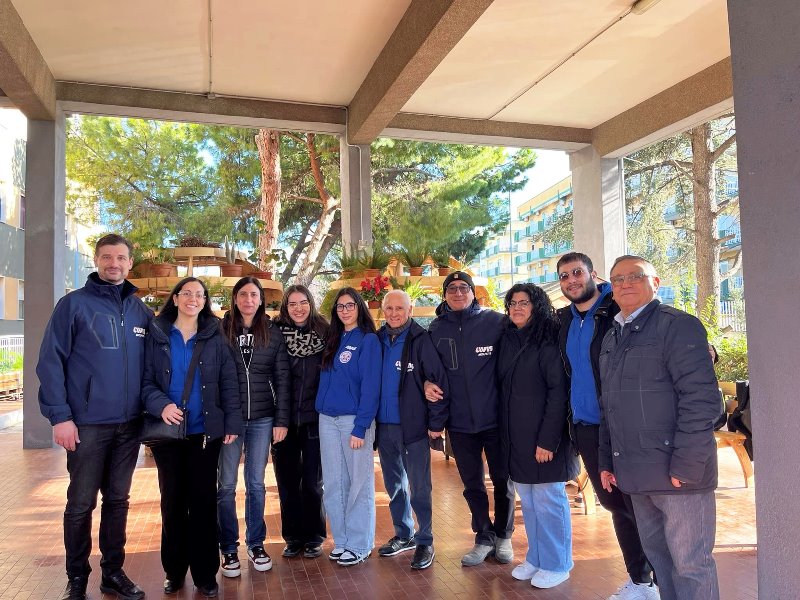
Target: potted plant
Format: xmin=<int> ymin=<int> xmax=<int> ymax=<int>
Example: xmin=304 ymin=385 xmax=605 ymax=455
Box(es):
xmin=389 ymin=277 xmax=432 ymax=305
xmin=431 ymin=246 xmax=452 ymax=276
xmin=362 ymin=239 xmax=391 ymax=278
xmin=336 ymin=244 xmax=364 ymax=280
xmin=251 ymin=248 xmax=286 ymax=280
xmin=398 ymin=240 xmax=429 ymax=277
xmin=360 ymin=275 xmax=390 ymax=309
xmin=220 ymin=236 xmax=243 ymax=277
xmin=149 ymin=247 xmax=174 ymax=277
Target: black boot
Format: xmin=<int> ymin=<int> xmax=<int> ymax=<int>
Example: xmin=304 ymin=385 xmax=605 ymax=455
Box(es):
xmin=62 ymin=576 xmax=88 ymax=600
xmin=99 ymin=570 xmax=145 ymax=600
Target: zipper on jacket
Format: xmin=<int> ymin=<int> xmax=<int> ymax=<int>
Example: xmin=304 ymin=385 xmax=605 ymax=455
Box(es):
xmin=269 ymin=379 xmax=277 ymax=407
xmin=120 ymin=299 xmax=129 ymax=421
xmin=240 ymin=346 xmax=252 ymax=420
xmin=297 ymin=359 xmax=306 ymax=424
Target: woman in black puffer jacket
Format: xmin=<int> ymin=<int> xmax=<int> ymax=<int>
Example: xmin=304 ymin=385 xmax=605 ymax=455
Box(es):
xmin=271 ymin=284 xmax=329 ymax=559
xmin=497 ymin=283 xmax=578 ymax=590
xmin=217 ymin=277 xmax=290 ymax=578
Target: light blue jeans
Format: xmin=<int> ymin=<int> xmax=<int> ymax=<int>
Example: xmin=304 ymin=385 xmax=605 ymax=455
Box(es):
xmin=319 ymin=414 xmax=376 ymax=556
xmin=217 ymin=416 xmax=273 ymax=553
xmin=631 ymin=491 xmax=719 ymax=600
xmin=513 ymin=480 xmax=573 ymax=573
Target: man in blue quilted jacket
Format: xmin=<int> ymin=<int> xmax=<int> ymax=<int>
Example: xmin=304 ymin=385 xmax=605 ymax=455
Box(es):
xmin=37 ymin=234 xmax=152 ymax=600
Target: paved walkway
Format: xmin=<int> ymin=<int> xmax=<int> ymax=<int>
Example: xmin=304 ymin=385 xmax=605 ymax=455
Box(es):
xmin=0 ymin=425 xmax=756 ymax=599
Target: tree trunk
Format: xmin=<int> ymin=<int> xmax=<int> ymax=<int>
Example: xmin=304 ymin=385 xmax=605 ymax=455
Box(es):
xmin=690 ymin=124 xmax=721 ymax=322
xmin=280 ymin=219 xmax=313 ymax=284
xmin=255 ymin=129 xmax=281 ymax=269
xmin=294 ymin=133 xmax=340 ymax=286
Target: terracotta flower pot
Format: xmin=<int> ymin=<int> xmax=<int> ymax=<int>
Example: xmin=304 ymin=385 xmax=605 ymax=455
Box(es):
xmin=438 ymin=266 xmax=451 ymax=276
xmin=150 ymin=263 xmax=173 ymax=277
xmin=220 ymin=264 xmax=243 ymax=277
xmin=368 ymin=300 xmax=381 ymax=309
xmin=364 ymin=268 xmax=381 ymax=278
xmin=251 ymin=270 xmax=273 ymax=280
xmin=409 ymin=267 xmax=424 ymax=276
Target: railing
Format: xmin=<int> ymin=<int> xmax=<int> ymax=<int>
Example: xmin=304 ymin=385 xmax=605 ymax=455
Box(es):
xmin=0 ymin=336 xmax=24 ymax=363
xmin=720 ymin=301 xmax=746 ymax=332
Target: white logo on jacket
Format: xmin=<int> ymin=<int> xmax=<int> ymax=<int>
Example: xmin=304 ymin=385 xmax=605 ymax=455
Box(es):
xmin=339 ymin=350 xmax=353 ymax=364
xmin=395 ymin=360 xmax=415 ymax=372
xmin=133 ymin=326 xmax=146 ymax=338
xmin=475 ymin=345 xmax=493 ymax=357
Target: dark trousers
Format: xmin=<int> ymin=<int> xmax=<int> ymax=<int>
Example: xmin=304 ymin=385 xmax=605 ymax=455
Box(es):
xmin=271 ymin=423 xmax=326 ymax=544
xmin=64 ymin=420 xmax=141 ymax=578
xmin=575 ymin=423 xmax=653 ymax=584
xmin=152 ymin=435 xmax=222 ymax=587
xmin=377 ymin=424 xmax=434 ymax=545
xmin=447 ymin=428 xmax=515 ymax=546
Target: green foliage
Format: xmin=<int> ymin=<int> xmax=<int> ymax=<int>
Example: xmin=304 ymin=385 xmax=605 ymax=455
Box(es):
xmin=361 ymin=239 xmax=392 ymax=270
xmin=533 ymin=210 xmax=573 ymax=247
xmin=389 ymin=277 xmax=432 ymax=304
xmin=484 ymin=278 xmax=505 ymax=312
xmin=714 ymin=335 xmax=748 ymax=381
xmin=0 ymin=352 xmax=23 ymax=374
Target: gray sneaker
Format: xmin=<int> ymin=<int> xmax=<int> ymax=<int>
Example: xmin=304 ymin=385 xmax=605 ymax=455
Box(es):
xmin=495 ymin=537 xmax=513 ymax=563
xmin=461 ymin=543 xmax=495 ymax=566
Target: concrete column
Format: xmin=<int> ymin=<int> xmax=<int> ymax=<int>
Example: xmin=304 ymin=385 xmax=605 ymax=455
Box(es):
xmin=339 ymin=138 xmax=372 ymax=251
xmin=569 ymin=145 xmax=626 ymax=278
xmin=728 ymin=1 xmax=800 ymax=596
xmin=23 ymin=110 xmax=66 ymax=449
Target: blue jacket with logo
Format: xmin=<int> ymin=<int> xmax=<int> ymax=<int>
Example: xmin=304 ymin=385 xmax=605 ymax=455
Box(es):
xmin=377 ymin=320 xmax=450 ymax=444
xmin=315 ymin=327 xmax=381 ymax=439
xmin=428 ymin=300 xmax=504 ymax=434
xmin=37 ymin=273 xmax=152 ymax=426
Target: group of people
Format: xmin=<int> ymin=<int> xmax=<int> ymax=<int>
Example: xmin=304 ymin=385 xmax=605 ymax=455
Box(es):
xmin=38 ymin=234 xmax=723 ymax=600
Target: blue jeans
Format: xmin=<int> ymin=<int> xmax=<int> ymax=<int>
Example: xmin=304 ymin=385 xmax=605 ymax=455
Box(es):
xmin=217 ymin=416 xmax=273 ymax=552
xmin=319 ymin=414 xmax=375 ymax=556
xmin=513 ymin=480 xmax=573 ymax=573
xmin=64 ymin=420 xmax=141 ymax=578
xmin=377 ymin=423 xmax=433 ymax=545
xmin=630 ymin=492 xmax=719 ymax=600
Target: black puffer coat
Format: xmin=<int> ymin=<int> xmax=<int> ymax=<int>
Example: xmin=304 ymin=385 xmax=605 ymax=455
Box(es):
xmin=222 ymin=314 xmax=291 ymax=427
xmin=278 ymin=323 xmax=326 ymax=426
xmin=142 ymin=314 xmax=241 ymax=442
xmin=497 ymin=321 xmax=578 ymax=484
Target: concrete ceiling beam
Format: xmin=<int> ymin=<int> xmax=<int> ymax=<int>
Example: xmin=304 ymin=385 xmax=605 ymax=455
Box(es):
xmin=0 ymin=0 xmax=56 ymax=120
xmin=347 ymin=0 xmax=494 ymax=145
xmin=592 ymin=57 xmax=734 ymax=158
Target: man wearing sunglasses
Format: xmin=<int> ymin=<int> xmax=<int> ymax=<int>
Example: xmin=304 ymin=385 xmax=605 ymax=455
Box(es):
xmin=426 ymin=271 xmax=515 ymax=567
xmin=598 ymin=255 xmax=720 ymax=600
xmin=556 ymin=252 xmax=656 ymax=600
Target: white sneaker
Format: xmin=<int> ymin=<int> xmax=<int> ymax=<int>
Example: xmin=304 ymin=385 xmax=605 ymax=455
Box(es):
xmin=608 ymin=578 xmax=660 ymax=600
xmin=531 ymin=568 xmax=570 ymax=589
xmin=511 ymin=561 xmax=538 ymax=581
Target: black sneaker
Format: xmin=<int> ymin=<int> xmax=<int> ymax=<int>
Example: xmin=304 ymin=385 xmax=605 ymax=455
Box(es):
xmin=221 ymin=552 xmax=241 ymax=578
xmin=337 ymin=549 xmax=370 ymax=566
xmin=303 ymin=543 xmax=323 ymax=558
xmin=410 ymin=544 xmax=435 ymax=570
xmin=61 ymin=576 xmax=88 ymax=600
xmin=378 ymin=536 xmax=417 ymax=557
xmin=282 ymin=541 xmax=304 ymax=557
xmin=247 ymin=545 xmax=273 ymax=572
xmin=99 ymin=570 xmax=145 ymax=600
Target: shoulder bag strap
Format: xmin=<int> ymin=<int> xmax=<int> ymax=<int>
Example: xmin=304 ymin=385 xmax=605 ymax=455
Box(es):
xmin=180 ymin=339 xmax=207 ymax=409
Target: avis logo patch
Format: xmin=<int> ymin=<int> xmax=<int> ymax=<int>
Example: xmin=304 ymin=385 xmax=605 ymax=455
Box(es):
xmin=475 ymin=345 xmax=493 ymax=357
xmin=339 ymin=350 xmax=353 ymax=364
xmin=133 ymin=326 xmax=146 ymax=338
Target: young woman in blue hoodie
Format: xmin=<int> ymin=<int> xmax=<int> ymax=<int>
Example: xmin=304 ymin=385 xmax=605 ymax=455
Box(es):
xmin=315 ymin=287 xmax=381 ymax=566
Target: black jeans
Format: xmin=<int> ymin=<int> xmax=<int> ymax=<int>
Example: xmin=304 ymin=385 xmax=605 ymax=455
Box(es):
xmin=152 ymin=435 xmax=222 ymax=587
xmin=574 ymin=423 xmax=653 ymax=584
xmin=270 ymin=423 xmax=326 ymax=545
xmin=64 ymin=420 xmax=141 ymax=578
xmin=447 ymin=428 xmax=515 ymax=546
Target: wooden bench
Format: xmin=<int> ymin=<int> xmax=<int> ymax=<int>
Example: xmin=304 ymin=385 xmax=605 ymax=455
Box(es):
xmin=715 ymin=380 xmax=753 ymax=487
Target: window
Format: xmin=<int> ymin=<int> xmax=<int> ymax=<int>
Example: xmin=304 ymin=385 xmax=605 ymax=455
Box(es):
xmin=19 ymin=194 xmax=25 ymax=230
xmin=18 ymin=281 xmax=24 ymax=320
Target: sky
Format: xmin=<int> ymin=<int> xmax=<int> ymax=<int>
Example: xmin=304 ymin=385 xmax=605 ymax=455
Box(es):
xmin=508 ymin=149 xmax=571 ymax=212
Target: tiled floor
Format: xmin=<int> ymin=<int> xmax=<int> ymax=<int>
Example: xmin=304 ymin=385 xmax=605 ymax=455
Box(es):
xmin=0 ymin=424 xmax=757 ymax=599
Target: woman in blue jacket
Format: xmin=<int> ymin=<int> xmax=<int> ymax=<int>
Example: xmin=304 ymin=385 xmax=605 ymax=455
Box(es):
xmin=142 ymin=277 xmax=241 ymax=597
xmin=315 ymin=287 xmax=381 ymax=566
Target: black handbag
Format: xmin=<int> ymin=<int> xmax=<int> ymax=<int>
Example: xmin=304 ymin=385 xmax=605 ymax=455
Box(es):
xmin=141 ymin=339 xmax=206 ymax=447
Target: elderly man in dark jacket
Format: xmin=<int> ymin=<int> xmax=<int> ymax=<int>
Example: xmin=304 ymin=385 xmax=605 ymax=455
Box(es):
xmin=375 ymin=290 xmax=449 ymax=570
xmin=599 ymin=255 xmax=721 ymax=600
xmin=426 ymin=271 xmax=515 ymax=567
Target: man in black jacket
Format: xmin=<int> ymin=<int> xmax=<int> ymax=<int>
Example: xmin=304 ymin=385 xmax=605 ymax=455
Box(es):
xmin=37 ymin=234 xmax=151 ymax=600
xmin=426 ymin=272 xmax=515 ymax=567
xmin=556 ymin=252 xmax=657 ymax=600
xmin=599 ymin=255 xmax=720 ymax=600
xmin=375 ymin=290 xmax=449 ymax=570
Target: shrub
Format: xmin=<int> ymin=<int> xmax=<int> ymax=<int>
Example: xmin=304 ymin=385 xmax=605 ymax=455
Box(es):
xmin=0 ymin=352 xmax=23 ymax=374
xmin=714 ymin=334 xmax=748 ymax=381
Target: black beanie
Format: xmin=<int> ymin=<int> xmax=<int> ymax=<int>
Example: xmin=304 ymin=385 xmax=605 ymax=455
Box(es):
xmin=442 ymin=271 xmax=475 ymax=294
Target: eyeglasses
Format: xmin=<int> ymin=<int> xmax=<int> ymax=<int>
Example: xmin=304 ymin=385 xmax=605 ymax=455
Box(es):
xmin=558 ymin=268 xmax=587 ymax=281
xmin=177 ymin=291 xmax=205 ymax=300
xmin=287 ymin=300 xmax=310 ymax=309
xmin=507 ymin=300 xmax=531 ymax=309
xmin=335 ymin=302 xmax=357 ymax=312
xmin=446 ymin=285 xmax=472 ymax=295
xmin=609 ymin=273 xmax=650 ymax=286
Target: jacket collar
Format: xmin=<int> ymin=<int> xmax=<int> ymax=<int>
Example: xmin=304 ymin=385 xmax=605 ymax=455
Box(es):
xmin=150 ymin=313 xmax=221 ymax=343
xmin=85 ymin=272 xmax=138 ymax=300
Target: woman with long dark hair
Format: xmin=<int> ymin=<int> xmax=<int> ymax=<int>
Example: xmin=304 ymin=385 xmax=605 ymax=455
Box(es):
xmin=272 ymin=284 xmax=329 ymax=559
xmin=315 ymin=287 xmax=381 ymax=566
xmin=217 ymin=277 xmax=290 ymax=578
xmin=496 ymin=283 xmax=577 ymax=590
xmin=142 ymin=277 xmax=241 ymax=597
